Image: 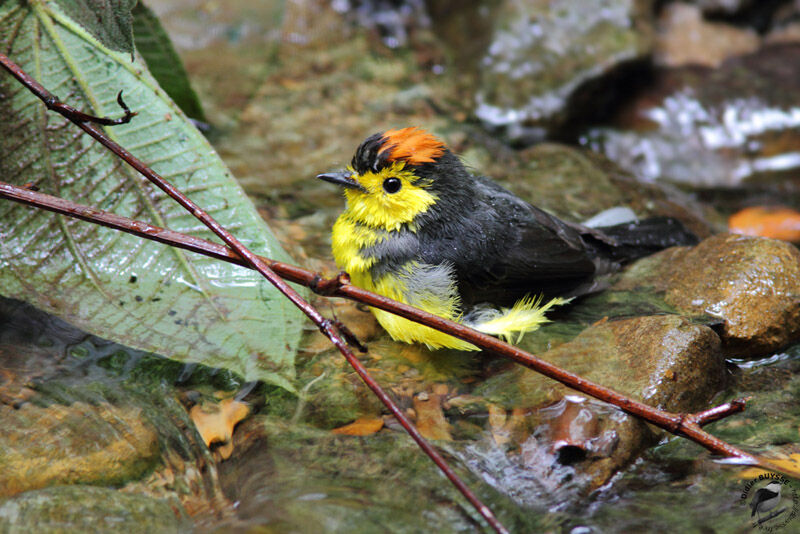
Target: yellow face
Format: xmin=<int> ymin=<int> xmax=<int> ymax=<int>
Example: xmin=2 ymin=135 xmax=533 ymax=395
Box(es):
xmin=342 ymin=161 xmax=438 ymax=232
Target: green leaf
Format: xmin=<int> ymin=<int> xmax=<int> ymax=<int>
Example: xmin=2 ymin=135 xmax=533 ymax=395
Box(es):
xmin=53 ymin=0 xmax=137 ymax=56
xmin=131 ymin=2 xmax=205 ymax=121
xmin=0 ymin=1 xmax=305 ymax=391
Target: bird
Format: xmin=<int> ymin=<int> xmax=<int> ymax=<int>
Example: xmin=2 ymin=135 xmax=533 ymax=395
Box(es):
xmin=317 ymin=127 xmax=697 ymax=350
xmin=750 ymin=481 xmax=783 ymax=521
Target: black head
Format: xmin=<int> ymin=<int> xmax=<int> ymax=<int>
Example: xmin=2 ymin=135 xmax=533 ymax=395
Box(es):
xmin=349 ymin=128 xmax=470 ymax=192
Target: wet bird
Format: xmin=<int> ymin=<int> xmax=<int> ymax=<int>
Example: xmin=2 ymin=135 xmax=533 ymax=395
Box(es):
xmin=318 ymin=127 xmax=697 ymax=350
xmin=750 ymin=481 xmax=783 ymax=521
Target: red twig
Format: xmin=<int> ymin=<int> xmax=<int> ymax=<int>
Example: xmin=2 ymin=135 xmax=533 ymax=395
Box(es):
xmin=0 ymin=53 xmax=508 ymax=533
xmin=40 ymin=89 xmax=137 ymax=125
xmin=685 ymin=398 xmax=750 ymax=427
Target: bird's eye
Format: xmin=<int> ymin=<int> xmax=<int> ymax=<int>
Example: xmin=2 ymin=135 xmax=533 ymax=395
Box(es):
xmin=382 ymin=177 xmax=402 ymax=194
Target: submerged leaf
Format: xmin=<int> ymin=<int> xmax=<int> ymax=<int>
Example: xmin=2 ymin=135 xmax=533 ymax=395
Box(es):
xmin=331 ymin=416 xmax=385 ymax=436
xmin=190 ymin=397 xmax=250 ymax=460
xmin=0 ymin=1 xmax=304 ymax=390
xmin=131 ymin=2 xmax=206 ymax=121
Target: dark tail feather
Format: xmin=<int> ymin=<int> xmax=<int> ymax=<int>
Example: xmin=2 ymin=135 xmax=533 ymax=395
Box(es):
xmin=593 ymin=216 xmax=699 ymax=263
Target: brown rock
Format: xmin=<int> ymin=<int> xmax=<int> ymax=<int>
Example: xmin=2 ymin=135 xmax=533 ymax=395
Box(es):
xmin=655 ymin=3 xmax=760 ymax=68
xmin=766 ymin=21 xmax=800 ymax=45
xmin=505 ymin=314 xmax=726 ymax=491
xmin=0 ymin=401 xmax=160 ymax=498
xmin=517 ymin=315 xmax=726 ymax=411
xmin=617 ymin=233 xmax=800 ymax=356
xmin=663 ymin=234 xmax=800 ymax=357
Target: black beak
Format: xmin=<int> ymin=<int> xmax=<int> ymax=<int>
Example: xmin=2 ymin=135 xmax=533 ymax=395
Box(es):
xmin=316 ymin=171 xmax=367 ymax=193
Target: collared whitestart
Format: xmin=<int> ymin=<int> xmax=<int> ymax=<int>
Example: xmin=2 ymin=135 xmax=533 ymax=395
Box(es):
xmin=318 ymin=128 xmax=697 ymax=350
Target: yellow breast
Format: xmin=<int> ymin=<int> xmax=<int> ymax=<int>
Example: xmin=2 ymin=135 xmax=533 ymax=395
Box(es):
xmin=331 ymin=213 xmax=477 ymax=350
xmin=331 ymin=214 xmax=380 ymax=275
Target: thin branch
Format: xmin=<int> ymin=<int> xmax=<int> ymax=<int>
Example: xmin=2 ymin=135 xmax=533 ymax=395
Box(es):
xmin=689 ymin=398 xmax=750 ymax=427
xmin=39 ymin=90 xmax=137 ymax=126
xmin=0 ymin=181 xmax=768 ymax=471
xmin=0 ymin=53 xmax=507 ymax=533
xmin=2 ymin=51 xmax=135 ymax=125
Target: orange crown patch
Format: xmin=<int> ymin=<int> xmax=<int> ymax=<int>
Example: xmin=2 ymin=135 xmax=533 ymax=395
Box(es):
xmin=379 ymin=127 xmax=446 ymax=166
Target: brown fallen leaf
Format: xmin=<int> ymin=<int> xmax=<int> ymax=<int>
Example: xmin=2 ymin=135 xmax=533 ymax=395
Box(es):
xmin=415 ymin=392 xmax=452 ymax=441
xmin=488 ymin=403 xmax=510 ymax=446
xmin=739 ymin=453 xmax=800 ymax=479
xmin=332 ymin=416 xmax=384 ymax=436
xmin=189 ymin=398 xmax=250 ymax=460
xmin=487 ymin=404 xmax=531 ymax=447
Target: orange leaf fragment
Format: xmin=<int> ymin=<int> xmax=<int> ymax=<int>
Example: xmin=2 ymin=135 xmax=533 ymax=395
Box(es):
xmin=190 ymin=398 xmax=250 ymax=460
xmin=729 ymin=206 xmax=800 ymax=242
xmin=738 ymin=453 xmax=800 ymax=479
xmin=332 ymin=416 xmax=384 ymax=436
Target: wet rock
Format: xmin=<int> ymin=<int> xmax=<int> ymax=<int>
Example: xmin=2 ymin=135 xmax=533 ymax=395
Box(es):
xmin=655 ymin=3 xmax=760 ymax=67
xmin=463 ymin=141 xmax=721 ymax=236
xmin=616 ymin=233 xmax=800 ymax=356
xmin=0 ymin=300 xmax=231 ymax=516
xmin=0 ymin=485 xmax=190 ymax=534
xmin=685 ymin=1 xmax=791 ymax=33
xmin=471 ymin=0 xmax=656 ymax=143
xmin=687 ymin=0 xmax=757 ymax=15
xmin=585 ymin=43 xmax=800 ymax=199
xmin=770 ymin=0 xmax=800 ymax=31
xmin=0 ymin=400 xmax=160 ymax=498
xmin=766 ymin=21 xmax=800 ymax=44
xmin=474 ymin=314 xmax=726 ymax=492
xmin=511 ymin=315 xmax=725 ymax=412
xmin=333 ymin=0 xmax=430 ymax=49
